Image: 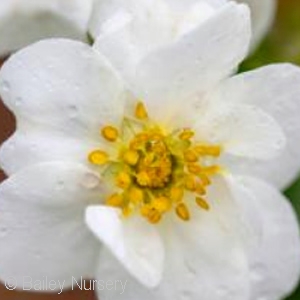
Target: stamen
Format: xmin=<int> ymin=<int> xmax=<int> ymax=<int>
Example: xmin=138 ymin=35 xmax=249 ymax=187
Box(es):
xmin=170 ymin=187 xmax=184 ymax=203
xmin=196 ymin=197 xmax=210 ymax=211
xmin=195 ymin=145 xmax=222 ymax=157
xmin=176 ymin=203 xmax=190 ymax=221
xmin=106 ymin=193 xmax=124 ymax=207
xmin=123 ymin=150 xmax=139 ymax=166
xmin=179 ymin=129 xmax=194 ymax=140
xmin=136 ymin=171 xmax=151 ymax=187
xmin=135 ymin=102 xmax=148 ymax=120
xmin=116 ymin=172 xmax=132 ymax=189
xmin=152 ymin=196 xmax=172 ymax=213
xmin=88 ymin=101 xmax=223 ymax=224
xmin=184 ymin=149 xmax=199 ymax=162
xmin=102 ymin=126 xmax=119 ymax=142
xmin=185 ymin=175 xmax=196 ymax=191
xmin=147 ymin=209 xmax=162 ymax=224
xmin=128 ymin=186 xmax=144 ymax=204
xmin=88 ymin=150 xmax=109 ymax=165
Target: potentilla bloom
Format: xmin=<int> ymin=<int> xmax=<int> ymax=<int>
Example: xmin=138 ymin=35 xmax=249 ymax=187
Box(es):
xmin=0 ymin=0 xmax=94 ymax=57
xmin=0 ymin=1 xmax=300 ymax=300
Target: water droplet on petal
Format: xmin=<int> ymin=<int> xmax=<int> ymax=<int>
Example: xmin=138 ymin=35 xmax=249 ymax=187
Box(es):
xmin=15 ymin=97 xmax=23 ymax=107
xmin=56 ymin=180 xmax=65 ymax=191
xmin=81 ymin=173 xmax=100 ymax=189
xmin=180 ymin=290 xmax=193 ymax=300
xmin=68 ymin=105 xmax=79 ymax=118
xmin=0 ymin=80 xmax=10 ymax=92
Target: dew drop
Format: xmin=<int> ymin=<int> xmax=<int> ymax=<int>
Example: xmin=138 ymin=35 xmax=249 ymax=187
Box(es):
xmin=81 ymin=173 xmax=100 ymax=189
xmin=0 ymin=80 xmax=10 ymax=92
xmin=251 ymin=264 xmax=265 ymax=283
xmin=15 ymin=97 xmax=23 ymax=107
xmin=0 ymin=227 xmax=8 ymax=238
xmin=68 ymin=104 xmax=79 ymax=118
xmin=56 ymin=180 xmax=65 ymax=191
xmin=179 ymin=290 xmax=193 ymax=300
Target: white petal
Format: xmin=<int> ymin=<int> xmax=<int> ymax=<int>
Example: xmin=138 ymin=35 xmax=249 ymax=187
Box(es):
xmin=134 ymin=3 xmax=250 ymax=112
xmin=229 ymin=176 xmax=300 ymax=300
xmin=85 ymin=206 xmax=164 ymax=288
xmin=0 ymin=0 xmax=93 ymax=56
xmin=93 ymin=176 xmax=250 ymax=300
xmin=0 ymin=127 xmax=100 ymax=175
xmin=236 ymin=0 xmax=277 ymax=50
xmin=194 ymin=103 xmax=285 ymax=160
xmin=0 ymin=39 xmax=125 ymax=139
xmin=213 ymin=64 xmax=300 ymax=189
xmin=163 ymin=0 xmax=227 ymax=11
xmin=95 ymin=2 xmax=251 ymax=122
xmin=0 ymin=162 xmax=103 ymax=290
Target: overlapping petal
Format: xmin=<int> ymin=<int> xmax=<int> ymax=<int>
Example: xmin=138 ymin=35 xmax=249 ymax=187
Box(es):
xmin=228 ymin=176 xmax=300 ymax=300
xmin=86 ymin=206 xmax=165 ymax=288
xmin=0 ymin=39 xmax=127 ymax=174
xmin=95 ymin=2 xmax=251 ymax=122
xmin=93 ymin=176 xmax=250 ymax=300
xmin=236 ymin=0 xmax=277 ymax=50
xmin=0 ymin=0 xmax=93 ymax=56
xmin=0 ymin=162 xmax=103 ymax=290
xmin=211 ymin=64 xmax=300 ymax=189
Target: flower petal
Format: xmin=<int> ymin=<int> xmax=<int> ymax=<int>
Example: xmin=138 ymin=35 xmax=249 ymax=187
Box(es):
xmin=0 ymin=0 xmax=93 ymax=56
xmin=228 ymin=175 xmax=300 ymax=300
xmin=95 ymin=2 xmax=251 ymax=121
xmin=194 ymin=103 xmax=285 ymax=160
xmin=85 ymin=206 xmax=164 ymax=288
xmin=0 ymin=162 xmax=103 ymax=290
xmin=212 ymin=64 xmax=300 ymax=189
xmin=134 ymin=3 xmax=250 ymax=110
xmin=93 ymin=176 xmax=250 ymax=300
xmin=0 ymin=128 xmax=100 ymax=175
xmin=236 ymin=0 xmax=277 ymax=50
xmin=0 ymin=39 xmax=126 ymax=139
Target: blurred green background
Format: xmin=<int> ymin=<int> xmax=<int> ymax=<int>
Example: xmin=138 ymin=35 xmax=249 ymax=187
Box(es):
xmin=241 ymin=0 xmax=300 ymax=299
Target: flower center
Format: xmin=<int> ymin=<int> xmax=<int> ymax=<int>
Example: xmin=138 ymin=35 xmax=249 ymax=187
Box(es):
xmin=88 ymin=102 xmax=222 ymax=224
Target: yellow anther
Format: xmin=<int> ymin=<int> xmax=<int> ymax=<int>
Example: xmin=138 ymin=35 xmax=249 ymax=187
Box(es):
xmin=196 ymin=197 xmax=210 ymax=211
xmin=147 ymin=209 xmax=162 ymax=224
xmin=199 ymin=174 xmax=211 ymax=186
xmin=116 ymin=172 xmax=132 ymax=189
xmin=137 ymin=171 xmax=151 ymax=187
xmin=88 ymin=150 xmax=109 ymax=165
xmin=101 ymin=126 xmax=119 ymax=142
xmin=143 ymin=153 xmax=155 ymax=165
xmin=128 ymin=186 xmax=144 ymax=204
xmin=135 ymin=102 xmax=148 ymax=120
xmin=123 ymin=150 xmax=139 ymax=166
xmin=195 ymin=145 xmax=222 ymax=157
xmin=152 ymin=197 xmax=172 ymax=213
xmin=184 ymin=149 xmax=198 ymax=163
xmin=195 ymin=182 xmax=206 ymax=196
xmin=140 ymin=205 xmax=152 ymax=217
xmin=179 ymin=129 xmax=194 ymax=140
xmin=106 ymin=193 xmax=124 ymax=207
xmin=170 ymin=187 xmax=184 ymax=203
xmin=123 ymin=206 xmax=133 ymax=218
xmin=176 ymin=203 xmax=190 ymax=221
xmin=187 ymin=163 xmax=202 ymax=174
xmin=185 ymin=175 xmax=196 ymax=191
xmin=202 ymin=165 xmax=221 ymax=175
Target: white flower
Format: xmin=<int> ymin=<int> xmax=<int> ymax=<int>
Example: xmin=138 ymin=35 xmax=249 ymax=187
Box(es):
xmin=0 ymin=2 xmax=299 ymax=300
xmin=0 ymin=0 xmax=94 ymax=57
xmin=89 ymin=0 xmax=277 ymax=55
xmin=236 ymin=0 xmax=277 ymax=50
